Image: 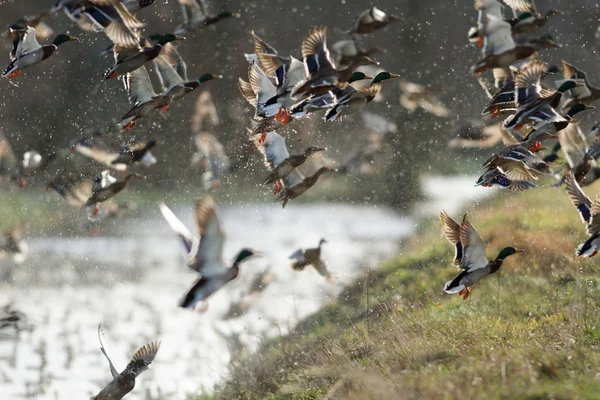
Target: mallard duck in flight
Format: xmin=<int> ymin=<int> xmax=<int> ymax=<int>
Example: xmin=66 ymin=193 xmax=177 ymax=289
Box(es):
xmin=159 ymin=197 xmax=259 ymax=310
xmin=564 ymin=172 xmax=600 ymax=257
xmin=289 ymin=238 xmax=333 ymax=282
xmin=2 ymin=26 xmax=78 ymax=78
xmin=440 ymin=211 xmax=523 ymax=299
xmin=92 ymin=323 xmax=160 ymax=400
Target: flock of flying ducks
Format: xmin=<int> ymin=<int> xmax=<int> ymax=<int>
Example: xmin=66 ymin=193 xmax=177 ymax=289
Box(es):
xmin=7 ymin=0 xmax=599 ymax=397
xmin=443 ymin=0 xmax=600 ymax=301
xmin=0 ymin=2 xmax=410 ymax=398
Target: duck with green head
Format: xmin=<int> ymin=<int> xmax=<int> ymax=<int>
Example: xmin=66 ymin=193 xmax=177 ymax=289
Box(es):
xmin=289 ymin=71 xmax=373 ymax=118
xmin=3 ymin=27 xmax=78 ymax=78
xmin=504 ymin=61 xmax=582 ymax=131
xmin=440 ymin=211 xmax=523 ymax=300
xmin=324 ymin=72 xmax=400 ymax=121
xmin=104 ymin=33 xmax=185 ymax=79
xmin=291 ymin=26 xmax=379 ymax=99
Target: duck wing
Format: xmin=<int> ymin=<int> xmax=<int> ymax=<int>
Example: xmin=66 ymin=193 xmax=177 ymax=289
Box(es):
xmin=250 ymin=31 xmax=281 ymax=77
xmin=289 ymin=248 xmax=306 ymax=262
xmin=440 ymin=211 xmax=463 ymax=266
xmin=125 ymin=66 xmax=156 ymax=105
xmin=283 ymin=169 xmax=305 ymax=190
xmin=459 ymin=215 xmax=489 ymax=271
xmin=178 ymin=0 xmax=207 ymax=25
xmin=503 ymin=0 xmax=537 ymax=15
xmin=154 ymin=54 xmax=185 ymax=93
xmin=97 ymin=323 xmax=119 ymax=379
xmin=249 ymin=62 xmax=277 ymax=109
xmin=564 ymin=172 xmax=595 ymax=233
xmin=129 ymin=341 xmax=160 ymax=365
xmin=253 ymin=131 xmax=291 ymax=169
xmin=479 ymin=13 xmax=515 ymax=58
xmin=16 ymin=27 xmax=42 ymax=58
xmin=514 ymin=60 xmax=546 ymax=106
xmin=301 ymin=26 xmax=335 ymax=77
xmin=159 ymin=203 xmax=196 ymax=255
xmin=193 ymin=197 xmax=226 ymax=276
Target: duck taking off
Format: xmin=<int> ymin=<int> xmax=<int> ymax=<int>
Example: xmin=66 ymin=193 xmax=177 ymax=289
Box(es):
xmin=91 ymin=323 xmax=160 ymax=400
xmin=440 ymin=211 xmax=523 ymax=299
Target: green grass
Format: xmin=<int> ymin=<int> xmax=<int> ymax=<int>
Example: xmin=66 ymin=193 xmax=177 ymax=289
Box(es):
xmin=213 ymin=184 xmax=600 ymax=400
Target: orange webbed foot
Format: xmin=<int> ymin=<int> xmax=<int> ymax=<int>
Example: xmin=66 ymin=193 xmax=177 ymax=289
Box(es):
xmin=123 ymin=120 xmax=137 ymax=130
xmin=476 ymin=36 xmax=484 ymax=47
xmin=160 ymin=104 xmax=170 ymax=113
xmin=258 ymin=132 xmax=267 ymax=144
xmin=462 ymin=287 xmax=471 ymax=300
xmin=8 ymin=68 xmax=21 ymax=78
xmin=274 ymin=108 xmax=283 ymax=121
xmin=92 ymin=203 xmax=100 ymax=216
xmin=281 ymin=111 xmax=290 ymax=125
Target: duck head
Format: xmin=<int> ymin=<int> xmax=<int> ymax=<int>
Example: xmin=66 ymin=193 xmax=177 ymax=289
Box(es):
xmin=495 ymin=247 xmax=524 ymax=261
xmin=304 ymin=146 xmax=325 ymax=156
xmin=53 ymin=34 xmax=78 ymax=46
xmin=234 ymin=248 xmax=260 ymax=264
xmin=372 ymin=71 xmax=401 ymax=84
xmin=198 ymin=73 xmax=223 ymax=83
xmin=157 ymin=33 xmax=186 ymax=45
xmin=557 ymin=80 xmax=584 ymax=93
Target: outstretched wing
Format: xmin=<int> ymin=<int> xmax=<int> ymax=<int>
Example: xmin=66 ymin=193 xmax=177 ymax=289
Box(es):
xmin=159 ymin=203 xmax=196 ymax=255
xmin=301 ymin=26 xmax=335 ymax=76
xmin=97 ymin=323 xmax=119 ymax=379
xmin=193 ymin=197 xmax=226 ymax=276
xmin=440 ymin=211 xmax=463 ymax=266
xmin=459 ymin=215 xmax=489 ymax=271
xmin=125 ymin=66 xmax=156 ymax=105
xmin=564 ymin=172 xmax=594 ymax=233
xmin=253 ymin=131 xmax=290 ymax=169
xmin=129 ymin=341 xmax=161 ymax=364
xmin=16 ymin=27 xmax=42 ymax=58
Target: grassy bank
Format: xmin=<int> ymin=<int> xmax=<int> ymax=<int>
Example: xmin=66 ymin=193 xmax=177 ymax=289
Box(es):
xmin=210 ymin=183 xmax=600 ymax=400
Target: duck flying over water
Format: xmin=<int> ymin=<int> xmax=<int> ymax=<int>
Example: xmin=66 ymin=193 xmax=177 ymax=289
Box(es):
xmin=440 ymin=211 xmax=523 ymax=299
xmin=159 ymin=197 xmax=259 ymax=310
xmin=278 ymin=167 xmax=333 ymax=208
xmin=289 ymin=238 xmax=333 ymax=282
xmin=84 ymin=170 xmax=143 ymax=215
xmin=92 ymin=323 xmax=160 ymax=400
xmin=2 ymin=26 xmax=78 ymax=78
xmin=252 ymin=130 xmax=324 ymax=194
xmin=564 ymin=172 xmax=600 ymax=258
